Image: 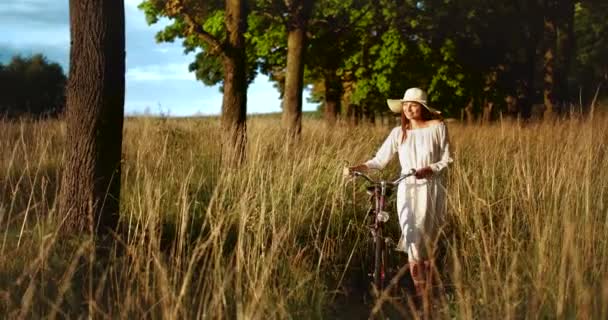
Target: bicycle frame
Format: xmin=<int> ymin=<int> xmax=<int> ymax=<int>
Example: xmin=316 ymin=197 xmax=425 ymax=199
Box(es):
xmin=350 ymin=169 xmax=416 ymax=291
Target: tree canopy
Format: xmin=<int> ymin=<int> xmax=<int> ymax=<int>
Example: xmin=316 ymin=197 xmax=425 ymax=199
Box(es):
xmin=141 ymin=0 xmax=250 ymax=165
xmin=140 ymin=0 xmax=607 ymax=122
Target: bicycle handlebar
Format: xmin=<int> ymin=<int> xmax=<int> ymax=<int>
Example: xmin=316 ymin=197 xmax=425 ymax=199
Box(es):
xmin=350 ymin=168 xmax=417 ymax=186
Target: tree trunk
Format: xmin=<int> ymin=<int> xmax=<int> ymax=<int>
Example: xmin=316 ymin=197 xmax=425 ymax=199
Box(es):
xmin=464 ymin=99 xmax=475 ymax=124
xmin=323 ymin=72 xmax=341 ymax=125
xmin=543 ymin=0 xmax=557 ymax=119
xmin=555 ymin=0 xmax=574 ymax=106
xmin=364 ymin=109 xmax=376 ymax=125
xmin=282 ymin=0 xmax=313 ymax=138
xmin=346 ymin=104 xmax=360 ymax=126
xmin=59 ymin=0 xmax=125 ymax=235
xmin=222 ymin=0 xmax=247 ymax=166
xmin=517 ymin=1 xmax=542 ymax=120
xmin=520 ymin=40 xmax=537 ymax=120
xmin=482 ymin=100 xmax=494 ymax=124
xmin=282 ymin=29 xmax=305 ymax=137
xmin=481 ymin=71 xmax=497 ymax=124
xmin=324 ymin=99 xmax=339 ymax=125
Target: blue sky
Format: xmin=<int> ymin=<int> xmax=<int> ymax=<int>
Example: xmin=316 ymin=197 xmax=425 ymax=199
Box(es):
xmin=0 ymin=0 xmax=318 ymax=116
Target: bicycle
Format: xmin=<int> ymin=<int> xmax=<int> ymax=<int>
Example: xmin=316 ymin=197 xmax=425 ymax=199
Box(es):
xmin=345 ymin=168 xmax=417 ymax=292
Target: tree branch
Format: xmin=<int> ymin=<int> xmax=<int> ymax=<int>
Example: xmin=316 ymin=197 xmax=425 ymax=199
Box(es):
xmin=309 ymin=3 xmax=373 ymax=36
xmin=255 ymin=1 xmax=288 ymax=25
xmin=179 ymin=6 xmax=225 ymax=55
xmin=259 ymin=10 xmax=284 ymax=24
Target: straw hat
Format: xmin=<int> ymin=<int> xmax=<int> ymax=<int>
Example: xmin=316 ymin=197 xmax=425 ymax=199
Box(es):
xmin=386 ymin=88 xmax=441 ymax=114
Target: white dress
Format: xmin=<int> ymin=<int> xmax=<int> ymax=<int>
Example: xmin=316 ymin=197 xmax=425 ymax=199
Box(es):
xmin=365 ymin=122 xmax=452 ymax=262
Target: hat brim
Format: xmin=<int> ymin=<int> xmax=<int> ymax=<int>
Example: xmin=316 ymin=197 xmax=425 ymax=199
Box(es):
xmin=386 ymin=99 xmax=441 ymax=115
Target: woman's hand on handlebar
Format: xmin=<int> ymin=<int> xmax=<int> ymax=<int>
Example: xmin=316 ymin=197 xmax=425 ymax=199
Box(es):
xmin=415 ymin=166 xmax=433 ymax=179
xmin=343 ymin=164 xmax=369 ymax=178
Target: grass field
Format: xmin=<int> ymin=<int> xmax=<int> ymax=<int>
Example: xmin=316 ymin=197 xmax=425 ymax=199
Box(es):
xmin=1 ymin=112 xmax=607 ymax=319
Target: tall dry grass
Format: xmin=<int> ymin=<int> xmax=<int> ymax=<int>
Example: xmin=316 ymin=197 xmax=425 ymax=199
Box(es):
xmin=0 ymin=112 xmax=607 ymax=319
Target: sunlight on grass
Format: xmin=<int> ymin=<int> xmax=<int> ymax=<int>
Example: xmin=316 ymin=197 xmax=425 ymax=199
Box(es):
xmin=1 ymin=112 xmax=607 ymax=318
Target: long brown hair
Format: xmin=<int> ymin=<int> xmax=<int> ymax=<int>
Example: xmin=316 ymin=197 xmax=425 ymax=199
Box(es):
xmin=400 ymin=103 xmax=443 ymax=143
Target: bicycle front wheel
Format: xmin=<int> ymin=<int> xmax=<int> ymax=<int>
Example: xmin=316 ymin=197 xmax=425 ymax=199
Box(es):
xmin=373 ymin=225 xmax=384 ymax=291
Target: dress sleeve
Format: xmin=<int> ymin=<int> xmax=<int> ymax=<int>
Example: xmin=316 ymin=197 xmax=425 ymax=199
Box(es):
xmin=364 ymin=128 xmax=399 ymax=170
xmin=429 ymin=122 xmax=453 ymax=173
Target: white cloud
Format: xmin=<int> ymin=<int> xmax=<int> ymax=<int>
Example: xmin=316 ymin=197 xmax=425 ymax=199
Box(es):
xmin=126 ymin=63 xmax=195 ymax=81
xmin=4 ymin=27 xmax=69 ymax=47
xmin=0 ymin=0 xmax=319 ymax=116
xmin=0 ymin=0 xmax=48 ymax=14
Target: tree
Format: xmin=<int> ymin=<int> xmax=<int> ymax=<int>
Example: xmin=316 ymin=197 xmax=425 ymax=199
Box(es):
xmin=252 ymin=0 xmax=376 ymax=125
xmin=555 ymin=0 xmax=575 ymax=105
xmin=399 ymin=0 xmax=544 ymax=120
xmin=250 ymin=0 xmax=315 ymax=136
xmin=281 ymin=0 xmax=313 ymax=137
xmin=138 ymin=0 xmax=603 ymax=126
xmin=140 ymin=0 xmax=249 ymax=165
xmin=574 ymin=0 xmax=608 ymax=105
xmin=305 ymin=0 xmax=378 ymax=124
xmin=0 ymin=54 xmax=66 ymax=118
xmin=58 ymin=0 xmax=126 ymax=234
xmin=223 ymin=0 xmax=248 ymax=163
xmin=542 ymin=0 xmax=559 ymax=117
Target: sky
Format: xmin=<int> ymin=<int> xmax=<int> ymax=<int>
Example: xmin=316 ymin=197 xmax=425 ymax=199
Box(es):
xmin=0 ymin=0 xmax=318 ymax=116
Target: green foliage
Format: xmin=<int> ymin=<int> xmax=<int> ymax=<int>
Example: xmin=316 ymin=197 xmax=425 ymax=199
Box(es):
xmin=574 ymin=1 xmax=608 ymax=98
xmin=427 ymin=40 xmax=472 ymax=114
xmin=138 ymin=0 xmax=606 ymax=118
xmin=248 ymin=11 xmax=288 ymax=93
xmin=139 ymin=0 xmax=258 ymax=90
xmin=0 ymin=54 xmax=66 ymax=118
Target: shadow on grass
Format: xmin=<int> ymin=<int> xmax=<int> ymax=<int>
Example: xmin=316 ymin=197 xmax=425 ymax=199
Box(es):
xmin=0 ymin=232 xmax=94 ymax=318
xmin=1 ymin=165 xmax=61 ymax=229
xmin=325 ymin=233 xmax=457 ymax=319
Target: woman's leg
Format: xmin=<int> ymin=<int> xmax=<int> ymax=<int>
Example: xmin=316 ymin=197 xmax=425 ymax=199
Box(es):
xmin=409 ymin=259 xmax=432 ymax=316
xmin=409 ymin=260 xmax=427 ymax=297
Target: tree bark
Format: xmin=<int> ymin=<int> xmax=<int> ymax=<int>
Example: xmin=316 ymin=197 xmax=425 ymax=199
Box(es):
xmin=283 ymin=28 xmax=305 ymax=137
xmin=346 ymin=104 xmax=360 ymax=126
xmin=222 ymin=0 xmax=247 ymax=166
xmin=555 ymin=0 xmax=574 ymax=105
xmin=482 ymin=100 xmax=494 ymax=124
xmin=543 ymin=0 xmax=557 ymax=119
xmin=516 ymin=0 xmax=543 ymax=120
xmin=464 ymin=99 xmax=475 ymax=124
xmin=364 ymin=108 xmax=376 ymax=125
xmin=519 ymin=36 xmax=537 ymax=120
xmin=282 ymin=0 xmax=313 ymax=138
xmin=323 ymin=72 xmax=341 ymax=125
xmin=481 ymin=71 xmax=497 ymax=124
xmin=59 ymin=0 xmax=125 ymax=235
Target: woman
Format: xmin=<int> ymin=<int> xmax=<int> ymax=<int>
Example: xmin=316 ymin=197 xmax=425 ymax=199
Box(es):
xmin=346 ymin=87 xmax=452 ymax=299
